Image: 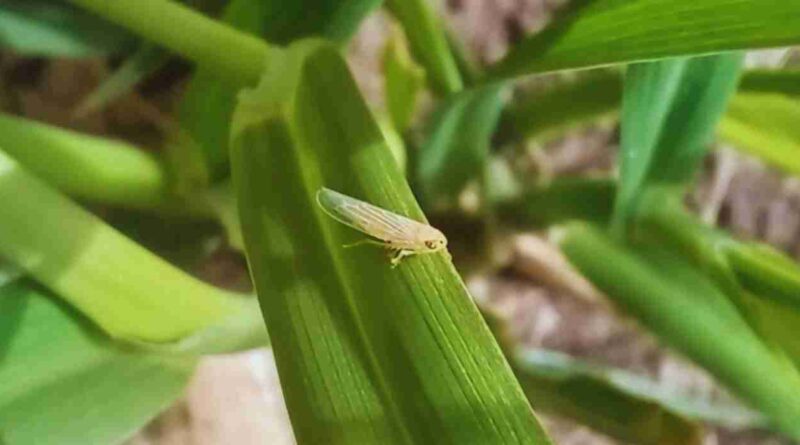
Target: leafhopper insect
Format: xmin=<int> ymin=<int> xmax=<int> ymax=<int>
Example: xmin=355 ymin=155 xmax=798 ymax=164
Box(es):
xmin=316 ymin=187 xmax=448 ymax=267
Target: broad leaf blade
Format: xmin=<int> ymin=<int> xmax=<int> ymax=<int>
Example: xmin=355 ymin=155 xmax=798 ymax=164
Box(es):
xmin=489 ymin=0 xmax=800 ymax=81
xmin=230 ymin=40 xmax=550 ymax=444
xmin=0 ymin=281 xmax=195 ymax=444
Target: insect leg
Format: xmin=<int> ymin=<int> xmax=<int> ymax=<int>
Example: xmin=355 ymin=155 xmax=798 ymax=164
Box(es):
xmin=389 ymin=249 xmax=414 ymax=268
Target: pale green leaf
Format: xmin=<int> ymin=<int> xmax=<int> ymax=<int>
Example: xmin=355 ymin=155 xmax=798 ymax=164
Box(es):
xmin=0 ymin=281 xmax=196 ymax=444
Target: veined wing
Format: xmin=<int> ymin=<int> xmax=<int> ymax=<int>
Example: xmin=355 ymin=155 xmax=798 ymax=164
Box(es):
xmin=316 ymin=187 xmax=425 ymax=245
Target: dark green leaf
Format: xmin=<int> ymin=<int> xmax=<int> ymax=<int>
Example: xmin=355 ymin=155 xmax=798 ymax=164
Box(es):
xmin=0 ymin=0 xmax=134 ymax=57
xmin=505 ymin=69 xmax=800 ymax=146
xmin=230 ymin=39 xmax=551 ymax=444
xmin=0 ymin=281 xmax=196 ymax=444
xmin=613 ymin=54 xmax=743 ymax=232
xmin=179 ymin=0 xmax=382 ymax=180
xmin=506 ymin=69 xmax=622 ymax=144
xmin=418 ymin=85 xmax=506 ymax=206
xmin=496 ymin=178 xmax=615 ymax=229
xmin=738 ymin=69 xmax=800 ymax=96
xmin=489 ymin=0 xmax=800 ymax=81
xmin=386 ymin=0 xmax=463 ymax=95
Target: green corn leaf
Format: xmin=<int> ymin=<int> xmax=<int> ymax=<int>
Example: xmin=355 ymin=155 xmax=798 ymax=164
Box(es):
xmin=417 ymin=85 xmax=506 ymax=207
xmin=73 ymin=43 xmax=170 ymax=117
xmin=386 ymin=0 xmax=463 ymax=96
xmin=383 ymin=27 xmax=426 ymax=132
xmin=179 ymin=0 xmax=382 ymax=180
xmin=613 ymin=54 xmax=743 ymax=232
xmin=489 ymin=0 xmax=800 ymax=81
xmin=0 ymin=280 xmax=196 ymax=444
xmin=230 ymin=39 xmax=551 ymax=444
xmin=560 ymin=223 xmax=800 ymax=440
xmin=0 ymin=0 xmax=135 ymax=57
xmin=719 ymin=93 xmax=800 ymax=177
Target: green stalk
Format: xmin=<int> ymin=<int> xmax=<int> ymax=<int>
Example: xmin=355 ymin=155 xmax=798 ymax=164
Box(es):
xmin=0 ymin=114 xmax=170 ymax=209
xmin=560 ymin=223 xmax=800 ymax=439
xmin=385 ymin=0 xmax=463 ymax=96
xmin=0 ymin=148 xmax=245 ymax=343
xmin=67 ymin=0 xmax=271 ymax=86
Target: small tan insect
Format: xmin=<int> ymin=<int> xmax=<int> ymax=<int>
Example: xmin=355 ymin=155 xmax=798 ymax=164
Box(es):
xmin=316 ymin=187 xmax=448 ymax=267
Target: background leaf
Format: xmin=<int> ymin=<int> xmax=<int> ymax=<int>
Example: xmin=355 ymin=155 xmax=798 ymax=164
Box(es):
xmin=613 ymin=54 xmax=743 ymax=231
xmin=0 ymin=0 xmax=135 ymax=57
xmin=383 ymin=27 xmax=425 ymax=132
xmin=515 ymin=348 xmax=764 ymax=434
xmin=73 ymin=43 xmax=170 ymax=117
xmin=560 ymin=223 xmax=800 ymax=440
xmin=385 ymin=0 xmax=463 ymax=96
xmin=230 ymin=39 xmax=551 ymax=444
xmin=179 ymin=0 xmax=382 ymax=180
xmin=418 ymin=85 xmax=506 ymax=206
xmin=496 ymin=178 xmax=615 ymax=229
xmin=719 ymin=92 xmax=800 ymax=177
xmin=489 ymin=0 xmax=800 ymax=81
xmin=0 ymin=280 xmax=196 ymax=444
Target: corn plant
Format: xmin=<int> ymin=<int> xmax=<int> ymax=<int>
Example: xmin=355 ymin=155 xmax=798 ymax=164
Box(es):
xmin=2 ymin=0 xmax=800 ymax=443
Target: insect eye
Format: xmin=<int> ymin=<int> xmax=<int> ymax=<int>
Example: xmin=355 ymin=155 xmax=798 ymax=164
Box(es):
xmin=425 ymin=240 xmax=438 ymax=249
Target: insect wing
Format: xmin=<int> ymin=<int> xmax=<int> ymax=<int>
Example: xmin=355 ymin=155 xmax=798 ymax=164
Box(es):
xmin=316 ymin=188 xmax=423 ymax=245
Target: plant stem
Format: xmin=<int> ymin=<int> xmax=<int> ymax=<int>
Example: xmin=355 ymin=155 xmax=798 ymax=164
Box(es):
xmin=559 ymin=223 xmax=800 ymax=439
xmin=0 ymin=148 xmax=245 ymax=342
xmin=385 ymin=0 xmax=463 ymax=96
xmin=0 ymin=114 xmax=169 ymax=209
xmin=68 ymin=0 xmax=272 ymax=86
